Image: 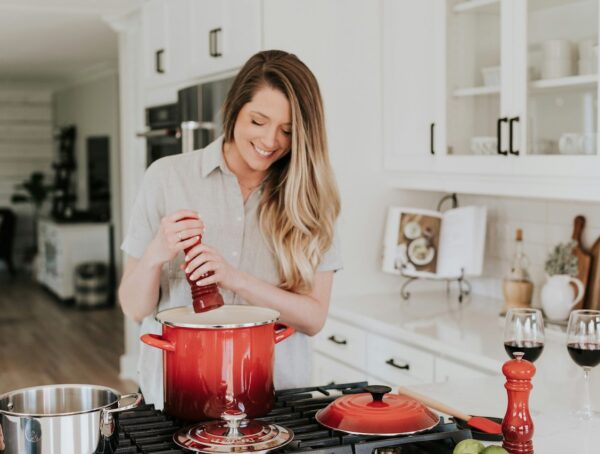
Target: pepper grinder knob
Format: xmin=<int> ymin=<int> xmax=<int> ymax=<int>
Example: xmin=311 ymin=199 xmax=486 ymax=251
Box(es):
xmin=502 ymin=352 xmax=536 ymax=454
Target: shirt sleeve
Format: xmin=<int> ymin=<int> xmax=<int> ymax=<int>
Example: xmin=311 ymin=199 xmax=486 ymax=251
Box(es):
xmin=120 ymin=160 xmax=166 ymax=259
xmin=317 ymin=223 xmax=343 ymax=273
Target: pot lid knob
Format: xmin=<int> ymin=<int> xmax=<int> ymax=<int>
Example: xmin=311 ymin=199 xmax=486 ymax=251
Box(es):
xmin=221 ymin=409 xmax=247 ymax=437
xmin=364 ymin=385 xmax=392 ymax=402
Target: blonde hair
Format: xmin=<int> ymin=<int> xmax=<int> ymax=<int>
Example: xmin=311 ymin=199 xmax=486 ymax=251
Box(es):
xmin=222 ymin=50 xmax=340 ymax=293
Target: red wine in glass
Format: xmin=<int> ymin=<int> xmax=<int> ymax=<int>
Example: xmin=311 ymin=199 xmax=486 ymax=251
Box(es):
xmin=567 ymin=343 xmax=600 ymax=368
xmin=504 ymin=340 xmax=544 ymax=363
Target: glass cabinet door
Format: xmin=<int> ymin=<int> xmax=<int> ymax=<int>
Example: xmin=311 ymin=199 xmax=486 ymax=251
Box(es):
xmin=516 ymin=0 xmax=599 ymax=174
xmin=444 ymin=0 xmax=508 ymax=158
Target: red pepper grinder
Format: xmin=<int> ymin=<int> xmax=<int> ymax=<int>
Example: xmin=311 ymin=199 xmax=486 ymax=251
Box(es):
xmin=502 ymin=351 xmax=535 ymax=454
xmin=181 ymin=219 xmax=224 ymax=313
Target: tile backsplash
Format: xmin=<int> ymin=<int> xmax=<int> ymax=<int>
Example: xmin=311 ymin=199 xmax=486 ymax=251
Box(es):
xmin=459 ymin=193 xmax=600 ymax=306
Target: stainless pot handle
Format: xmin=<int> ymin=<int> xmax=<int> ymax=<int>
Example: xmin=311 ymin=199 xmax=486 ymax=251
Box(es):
xmin=100 ymin=392 xmax=142 ymax=438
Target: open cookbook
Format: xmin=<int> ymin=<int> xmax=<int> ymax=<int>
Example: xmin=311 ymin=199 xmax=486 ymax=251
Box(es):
xmin=382 ymin=205 xmax=487 ymax=279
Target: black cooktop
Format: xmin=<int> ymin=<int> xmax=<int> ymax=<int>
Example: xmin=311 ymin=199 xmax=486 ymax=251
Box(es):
xmin=114 ymin=382 xmax=472 ymax=454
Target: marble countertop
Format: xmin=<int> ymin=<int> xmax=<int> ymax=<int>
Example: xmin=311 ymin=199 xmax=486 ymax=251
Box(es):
xmin=412 ymin=376 xmax=600 ymax=453
xmin=329 ymin=290 xmax=593 ymax=382
xmin=329 ymin=290 xmax=600 ymax=451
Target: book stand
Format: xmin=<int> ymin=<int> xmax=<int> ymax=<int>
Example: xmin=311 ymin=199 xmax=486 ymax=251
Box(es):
xmin=399 ymin=266 xmax=471 ymax=303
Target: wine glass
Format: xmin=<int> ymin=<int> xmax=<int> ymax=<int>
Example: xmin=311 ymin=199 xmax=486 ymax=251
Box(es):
xmin=566 ymin=309 xmax=600 ymax=420
xmin=503 ymin=308 xmax=545 ymax=362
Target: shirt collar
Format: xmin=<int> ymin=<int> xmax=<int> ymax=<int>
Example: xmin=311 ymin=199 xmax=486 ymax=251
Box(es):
xmin=201 ymin=135 xmax=232 ymax=177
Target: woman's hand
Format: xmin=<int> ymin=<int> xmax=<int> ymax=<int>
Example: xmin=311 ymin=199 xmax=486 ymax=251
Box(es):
xmin=145 ymin=209 xmax=204 ymax=266
xmin=182 ymin=243 xmax=240 ymax=290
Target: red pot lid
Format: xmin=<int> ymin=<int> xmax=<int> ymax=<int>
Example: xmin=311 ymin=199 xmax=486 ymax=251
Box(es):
xmin=173 ymin=409 xmax=293 ymax=453
xmin=315 ymin=385 xmax=440 ymax=436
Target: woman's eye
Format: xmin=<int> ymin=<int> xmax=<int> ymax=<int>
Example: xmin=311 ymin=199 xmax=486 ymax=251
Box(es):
xmin=282 ymin=130 xmax=291 ymax=136
xmin=251 ymin=120 xmax=264 ymax=126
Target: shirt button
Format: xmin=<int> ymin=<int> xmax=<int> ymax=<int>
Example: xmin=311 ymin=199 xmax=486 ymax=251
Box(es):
xmin=232 ymin=251 xmax=238 ymax=257
xmin=236 ymin=216 xmax=242 ymax=222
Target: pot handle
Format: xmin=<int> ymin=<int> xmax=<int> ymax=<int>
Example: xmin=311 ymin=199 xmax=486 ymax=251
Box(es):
xmin=274 ymin=323 xmax=295 ymax=344
xmin=141 ymin=333 xmax=175 ymax=351
xmin=569 ymin=276 xmax=585 ymax=307
xmin=100 ymin=392 xmax=142 ymax=438
xmin=0 ymin=421 xmax=4 ymax=451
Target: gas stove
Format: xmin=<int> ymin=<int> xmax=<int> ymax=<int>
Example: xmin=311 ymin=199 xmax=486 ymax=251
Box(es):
xmin=114 ymin=382 xmax=472 ymax=454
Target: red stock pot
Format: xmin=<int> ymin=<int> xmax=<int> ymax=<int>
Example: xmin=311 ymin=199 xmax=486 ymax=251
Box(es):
xmin=141 ymin=305 xmax=295 ymax=422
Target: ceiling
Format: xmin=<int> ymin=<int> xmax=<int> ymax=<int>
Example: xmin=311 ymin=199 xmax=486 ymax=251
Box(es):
xmin=0 ymin=0 xmax=142 ymax=83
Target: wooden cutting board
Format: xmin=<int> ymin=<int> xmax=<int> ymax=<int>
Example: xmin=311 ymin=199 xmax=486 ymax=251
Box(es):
xmin=585 ymin=235 xmax=600 ymax=311
xmin=572 ymin=215 xmax=592 ymax=310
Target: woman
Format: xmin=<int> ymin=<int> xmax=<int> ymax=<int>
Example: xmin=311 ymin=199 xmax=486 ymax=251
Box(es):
xmin=119 ymin=50 xmax=341 ymax=408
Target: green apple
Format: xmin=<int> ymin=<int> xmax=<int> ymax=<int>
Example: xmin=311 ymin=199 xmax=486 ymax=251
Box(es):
xmin=453 ymin=439 xmax=485 ymax=454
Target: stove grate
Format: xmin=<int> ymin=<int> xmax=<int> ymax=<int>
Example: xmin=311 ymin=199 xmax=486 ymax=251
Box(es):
xmin=114 ymin=382 xmax=471 ymax=454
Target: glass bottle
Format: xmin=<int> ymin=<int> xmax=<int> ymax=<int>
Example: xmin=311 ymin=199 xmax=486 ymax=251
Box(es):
xmin=507 ymin=228 xmax=531 ymax=282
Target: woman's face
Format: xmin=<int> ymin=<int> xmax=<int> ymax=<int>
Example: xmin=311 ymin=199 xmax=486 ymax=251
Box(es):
xmin=231 ymin=85 xmax=292 ymax=175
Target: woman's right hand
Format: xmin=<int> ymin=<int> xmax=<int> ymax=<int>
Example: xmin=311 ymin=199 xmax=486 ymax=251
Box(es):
xmin=145 ymin=209 xmax=205 ymax=266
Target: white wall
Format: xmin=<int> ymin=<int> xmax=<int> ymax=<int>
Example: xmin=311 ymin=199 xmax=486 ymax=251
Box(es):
xmin=53 ymin=73 xmax=122 ymax=272
xmin=462 ymin=193 xmax=600 ymax=306
xmin=0 ymin=84 xmax=53 ymax=268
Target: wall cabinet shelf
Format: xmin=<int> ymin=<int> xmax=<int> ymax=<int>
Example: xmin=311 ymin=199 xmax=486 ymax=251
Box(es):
xmin=383 ymin=0 xmax=600 ymax=201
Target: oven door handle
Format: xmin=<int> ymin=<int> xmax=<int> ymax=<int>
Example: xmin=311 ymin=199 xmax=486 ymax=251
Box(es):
xmin=136 ymin=128 xmax=181 ymax=139
xmin=181 ymin=121 xmax=218 ymax=153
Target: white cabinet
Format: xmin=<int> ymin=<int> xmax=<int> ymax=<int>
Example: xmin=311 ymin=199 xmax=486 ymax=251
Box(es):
xmin=312 ymin=352 xmax=368 ymax=386
xmin=384 ymin=0 xmax=600 ymax=201
xmin=382 ymin=0 xmax=440 ymax=172
xmin=141 ymin=0 xmax=261 ymax=89
xmin=189 ymin=0 xmax=262 ymax=78
xmin=141 ymin=0 xmax=190 ymax=88
xmin=313 ymin=316 xmax=491 ymax=388
xmin=36 ymin=219 xmax=111 ymax=300
xmin=434 ymin=356 xmax=493 ymax=383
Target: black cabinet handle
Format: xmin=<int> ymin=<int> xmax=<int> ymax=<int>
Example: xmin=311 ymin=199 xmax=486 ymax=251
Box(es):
xmin=385 ymin=358 xmax=410 ymax=370
xmin=155 ymin=49 xmax=165 ymax=74
xmin=509 ymin=116 xmax=520 ymax=155
xmin=327 ymin=335 xmax=347 ymax=345
xmin=497 ymin=117 xmax=508 ymax=155
xmin=209 ymin=27 xmax=223 ymax=57
xmin=430 ymin=123 xmax=435 ymax=155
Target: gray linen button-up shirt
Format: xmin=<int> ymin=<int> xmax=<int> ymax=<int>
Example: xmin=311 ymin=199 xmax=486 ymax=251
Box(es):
xmin=121 ymin=136 xmax=342 ymax=408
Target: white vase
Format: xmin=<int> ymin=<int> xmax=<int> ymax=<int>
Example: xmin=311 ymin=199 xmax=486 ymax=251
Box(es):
xmin=540 ymin=274 xmax=584 ymax=320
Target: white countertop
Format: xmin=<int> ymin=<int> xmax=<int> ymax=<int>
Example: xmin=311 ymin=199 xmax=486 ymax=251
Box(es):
xmin=329 ymin=290 xmax=593 ymax=382
xmin=412 ymin=376 xmax=600 ymax=453
xmin=329 ymin=290 xmax=600 ymax=452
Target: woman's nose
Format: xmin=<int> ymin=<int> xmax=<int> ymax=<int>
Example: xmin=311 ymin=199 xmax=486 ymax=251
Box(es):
xmin=262 ymin=127 xmax=278 ymax=149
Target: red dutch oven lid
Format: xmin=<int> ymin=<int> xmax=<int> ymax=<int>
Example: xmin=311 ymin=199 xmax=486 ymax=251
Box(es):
xmin=315 ymin=385 xmax=440 ymax=436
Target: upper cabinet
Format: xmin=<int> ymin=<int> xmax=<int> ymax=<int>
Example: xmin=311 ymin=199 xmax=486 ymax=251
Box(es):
xmin=141 ymin=0 xmax=262 ymax=89
xmin=384 ymin=0 xmax=600 ymax=201
xmin=189 ymin=0 xmax=262 ymax=78
xmin=141 ymin=0 xmax=190 ymax=88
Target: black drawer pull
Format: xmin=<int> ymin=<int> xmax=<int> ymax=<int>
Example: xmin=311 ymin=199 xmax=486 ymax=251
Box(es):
xmin=386 ymin=358 xmax=410 ymax=370
xmin=155 ymin=49 xmax=165 ymax=74
xmin=327 ymin=335 xmax=347 ymax=345
xmin=509 ymin=116 xmax=520 ymax=155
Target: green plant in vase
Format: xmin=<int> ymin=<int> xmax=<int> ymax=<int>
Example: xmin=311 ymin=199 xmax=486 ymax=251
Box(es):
xmin=541 ymin=240 xmax=584 ymax=321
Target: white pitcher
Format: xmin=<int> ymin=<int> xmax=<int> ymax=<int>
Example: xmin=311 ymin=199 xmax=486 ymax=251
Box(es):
xmin=540 ymin=274 xmax=585 ymax=320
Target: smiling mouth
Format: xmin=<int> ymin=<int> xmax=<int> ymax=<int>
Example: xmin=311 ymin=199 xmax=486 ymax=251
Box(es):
xmin=253 ymin=144 xmax=276 ymax=158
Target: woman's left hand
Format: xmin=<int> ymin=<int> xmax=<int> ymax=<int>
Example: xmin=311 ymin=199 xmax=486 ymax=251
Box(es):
xmin=181 ymin=244 xmax=239 ymax=290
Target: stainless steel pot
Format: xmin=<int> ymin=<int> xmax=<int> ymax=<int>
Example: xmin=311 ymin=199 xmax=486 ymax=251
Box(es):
xmin=0 ymin=384 xmax=141 ymax=454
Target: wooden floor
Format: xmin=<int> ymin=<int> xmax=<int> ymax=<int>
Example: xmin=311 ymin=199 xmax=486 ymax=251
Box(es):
xmin=0 ymin=273 xmax=138 ymax=395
